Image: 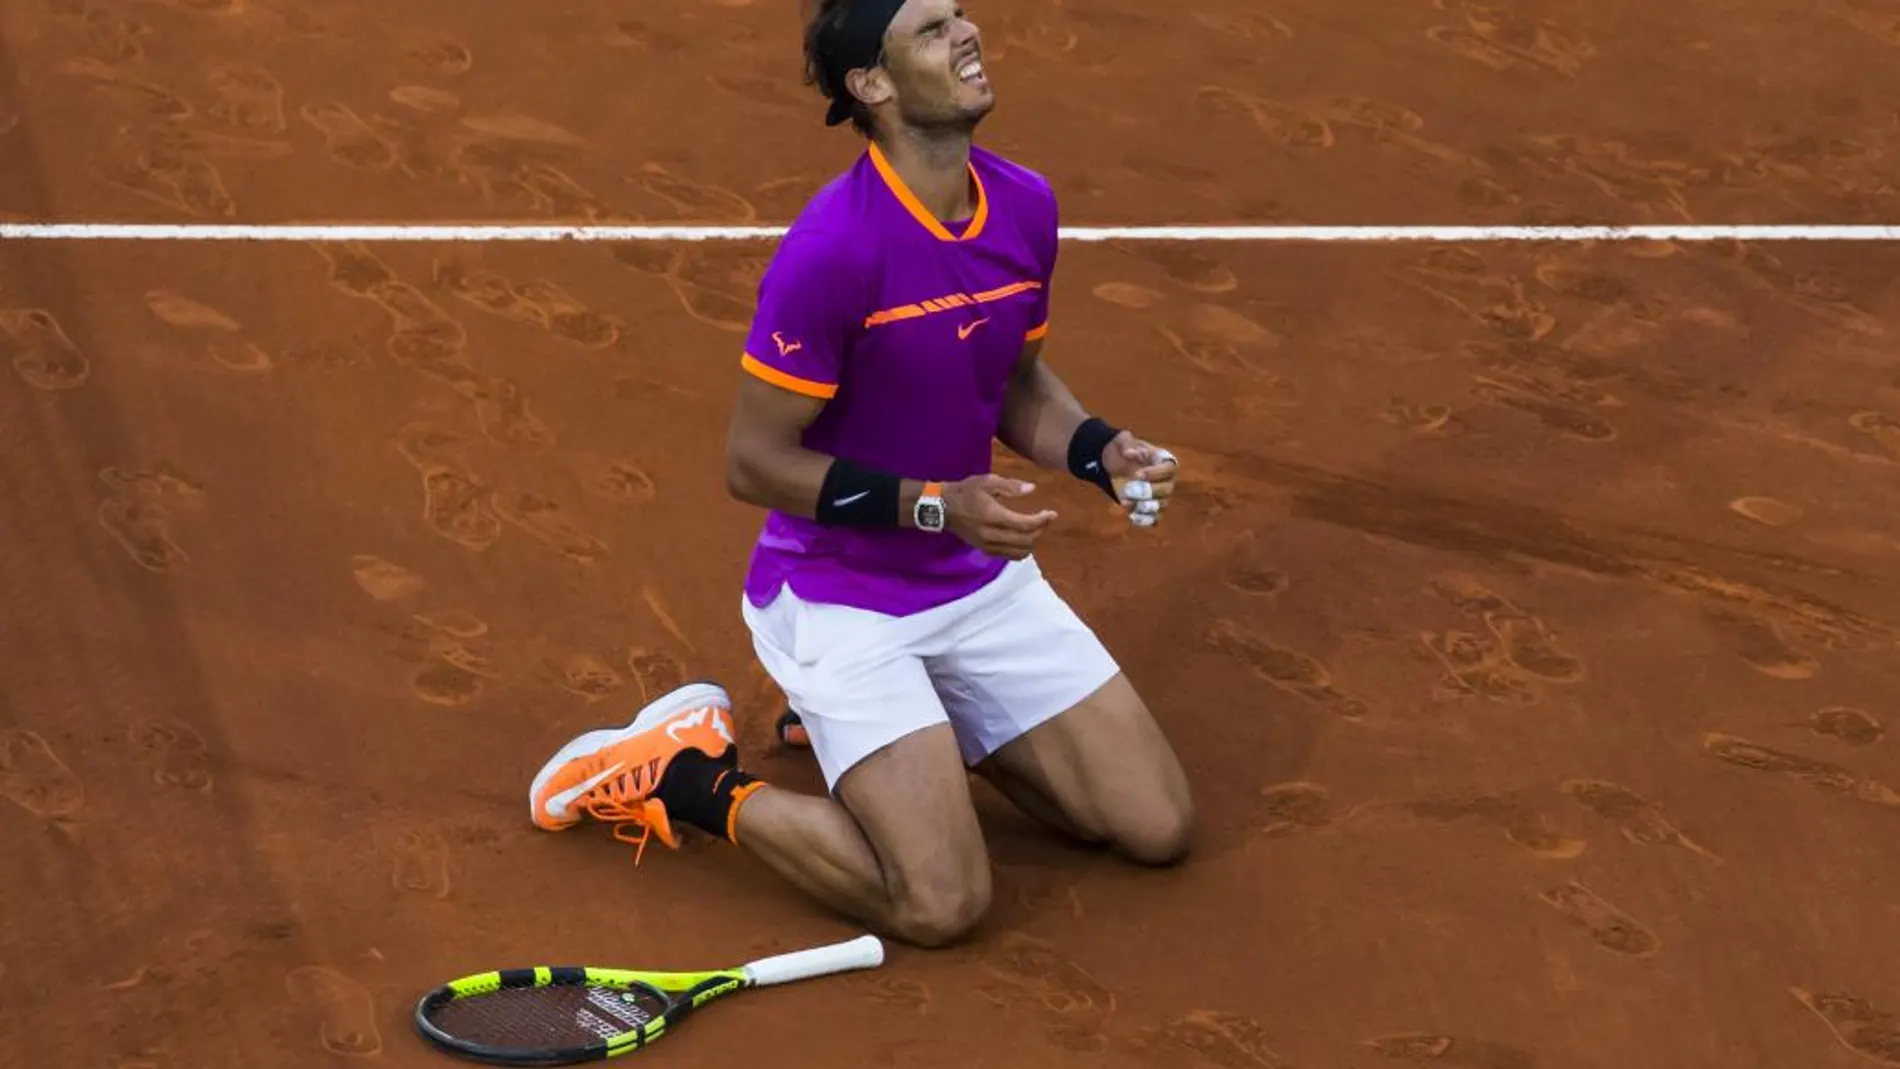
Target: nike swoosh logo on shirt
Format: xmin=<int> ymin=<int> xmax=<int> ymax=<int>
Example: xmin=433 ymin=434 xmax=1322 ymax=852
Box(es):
xmin=547 ymin=762 xmax=624 ymax=816
xmin=957 ymin=318 xmax=990 ymax=340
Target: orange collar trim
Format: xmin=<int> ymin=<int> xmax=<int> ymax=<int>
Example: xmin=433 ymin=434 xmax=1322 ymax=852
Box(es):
xmin=868 ymin=141 xmax=989 ymax=242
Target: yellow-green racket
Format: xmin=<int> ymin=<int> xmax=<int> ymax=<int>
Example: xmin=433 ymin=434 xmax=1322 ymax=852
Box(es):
xmin=412 ymin=933 xmax=885 ymax=1065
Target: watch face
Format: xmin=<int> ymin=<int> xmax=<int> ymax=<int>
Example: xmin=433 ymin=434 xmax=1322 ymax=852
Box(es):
xmin=917 ymin=500 xmax=945 ymax=531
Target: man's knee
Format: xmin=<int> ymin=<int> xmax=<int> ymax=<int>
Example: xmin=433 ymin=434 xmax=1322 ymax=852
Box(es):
xmin=1114 ymin=792 xmax=1194 ymax=867
xmin=833 ymin=723 xmax=995 ymax=949
xmin=889 ymin=868 xmax=993 ymax=948
xmin=985 ymin=674 xmax=1197 ymax=866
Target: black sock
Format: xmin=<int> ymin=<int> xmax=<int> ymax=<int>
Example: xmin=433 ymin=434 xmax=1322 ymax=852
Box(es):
xmin=656 ymin=748 xmax=761 ymax=842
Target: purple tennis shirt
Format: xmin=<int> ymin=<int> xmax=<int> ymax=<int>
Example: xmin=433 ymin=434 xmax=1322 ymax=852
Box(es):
xmin=737 ymin=141 xmax=1059 ymax=617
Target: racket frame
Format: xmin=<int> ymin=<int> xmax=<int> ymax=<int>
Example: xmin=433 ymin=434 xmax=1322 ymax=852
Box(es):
xmin=412 ymin=934 xmax=884 ymax=1066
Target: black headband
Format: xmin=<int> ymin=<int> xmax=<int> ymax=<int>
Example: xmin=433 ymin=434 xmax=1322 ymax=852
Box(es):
xmin=821 ymin=0 xmax=908 ymax=126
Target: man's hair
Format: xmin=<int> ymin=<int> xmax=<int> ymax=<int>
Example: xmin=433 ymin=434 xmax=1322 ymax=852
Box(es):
xmin=803 ymin=0 xmax=879 ymax=139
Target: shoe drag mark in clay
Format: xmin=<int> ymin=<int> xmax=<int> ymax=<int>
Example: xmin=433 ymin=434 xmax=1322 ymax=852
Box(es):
xmin=0 ymin=308 xmax=89 ymax=390
xmin=1788 ymin=987 xmax=1900 ymax=1066
xmin=1539 ymin=881 xmax=1660 ymax=956
xmin=1363 ymin=1031 xmax=1539 ymax=1068
xmin=95 ymin=462 xmax=203 ymax=573
xmin=975 ymin=933 xmax=1118 ymax=1054
xmin=0 ymin=729 xmax=85 ymax=824
xmin=1703 ymin=733 xmax=1900 ymax=808
xmin=1561 ymin=779 xmax=1719 ymax=861
xmin=1205 ymin=618 xmax=1369 ymax=719
xmin=284 ymin=966 xmax=382 ymax=1057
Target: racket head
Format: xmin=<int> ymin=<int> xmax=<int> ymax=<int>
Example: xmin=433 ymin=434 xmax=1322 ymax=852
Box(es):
xmin=413 ymin=965 xmax=745 ymax=1066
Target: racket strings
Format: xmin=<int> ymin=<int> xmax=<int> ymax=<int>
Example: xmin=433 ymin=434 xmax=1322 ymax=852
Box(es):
xmin=427 ymin=984 xmax=668 ymax=1052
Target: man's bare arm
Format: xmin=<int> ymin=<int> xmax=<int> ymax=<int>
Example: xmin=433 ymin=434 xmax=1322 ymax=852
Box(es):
xmin=995 ymin=337 xmax=1090 ymax=471
xmin=723 ymin=374 xmax=931 ymax=526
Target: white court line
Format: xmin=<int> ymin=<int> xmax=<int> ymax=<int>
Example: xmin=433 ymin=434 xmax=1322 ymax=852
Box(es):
xmin=2 ymin=223 xmax=1900 ymax=242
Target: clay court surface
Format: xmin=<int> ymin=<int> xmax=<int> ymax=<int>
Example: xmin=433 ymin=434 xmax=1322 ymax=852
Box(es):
xmin=6 ymin=0 xmax=1900 ymax=1066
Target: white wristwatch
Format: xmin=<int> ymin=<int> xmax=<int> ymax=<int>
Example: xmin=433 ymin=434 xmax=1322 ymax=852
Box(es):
xmin=913 ymin=481 xmax=945 ymax=533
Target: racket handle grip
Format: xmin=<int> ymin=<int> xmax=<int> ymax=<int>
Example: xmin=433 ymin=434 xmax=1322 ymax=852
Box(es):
xmin=744 ymin=934 xmax=886 ymax=987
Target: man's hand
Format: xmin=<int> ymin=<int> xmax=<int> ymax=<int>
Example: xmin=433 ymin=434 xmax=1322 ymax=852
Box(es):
xmin=1101 ymin=431 xmax=1180 ymax=527
xmin=941 ymin=474 xmax=1058 ymax=559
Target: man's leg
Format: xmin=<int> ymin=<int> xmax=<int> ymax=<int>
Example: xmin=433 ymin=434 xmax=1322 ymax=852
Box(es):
xmin=931 ymin=560 xmax=1194 ymax=865
xmin=974 ymin=673 xmax=1193 ymax=865
xmin=738 ymin=585 xmax=1015 ymax=943
xmin=718 ymin=584 xmax=1009 ymax=944
xmin=723 ymin=721 xmax=991 ymax=947
xmin=532 ymin=679 xmax=996 ymax=948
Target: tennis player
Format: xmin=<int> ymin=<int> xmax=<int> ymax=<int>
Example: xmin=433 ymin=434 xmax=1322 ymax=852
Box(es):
xmin=530 ymin=0 xmax=1193 ymax=947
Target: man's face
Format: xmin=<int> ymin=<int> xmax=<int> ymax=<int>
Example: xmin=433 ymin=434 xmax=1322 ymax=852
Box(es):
xmin=877 ymin=0 xmax=991 ymax=132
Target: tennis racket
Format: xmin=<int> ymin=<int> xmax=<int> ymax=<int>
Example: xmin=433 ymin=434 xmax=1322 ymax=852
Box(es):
xmin=412 ymin=933 xmax=885 ymax=1066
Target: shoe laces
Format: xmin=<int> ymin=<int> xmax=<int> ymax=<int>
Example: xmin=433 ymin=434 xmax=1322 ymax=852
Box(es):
xmin=587 ymin=798 xmax=663 ymax=865
xmin=574 ymin=768 xmax=665 ymax=865
xmin=611 ymin=817 xmax=656 ymax=866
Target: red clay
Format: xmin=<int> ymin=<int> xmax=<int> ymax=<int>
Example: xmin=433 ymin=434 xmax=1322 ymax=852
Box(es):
xmin=5 ymin=1 xmax=1900 ymax=1068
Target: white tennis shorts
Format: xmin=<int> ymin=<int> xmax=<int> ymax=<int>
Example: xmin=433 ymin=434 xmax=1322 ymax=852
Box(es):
xmin=741 ymin=556 xmax=1122 ymax=791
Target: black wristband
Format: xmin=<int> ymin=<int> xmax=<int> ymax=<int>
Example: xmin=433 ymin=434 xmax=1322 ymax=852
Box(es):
xmin=1066 ymin=416 xmax=1122 ymax=501
xmin=815 ymin=457 xmax=903 ymax=527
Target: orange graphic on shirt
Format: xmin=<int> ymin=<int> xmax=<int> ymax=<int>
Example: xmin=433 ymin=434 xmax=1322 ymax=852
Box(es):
xmin=864 ymin=280 xmax=1043 ymax=331
xmin=737 ymin=279 xmax=1048 ymax=401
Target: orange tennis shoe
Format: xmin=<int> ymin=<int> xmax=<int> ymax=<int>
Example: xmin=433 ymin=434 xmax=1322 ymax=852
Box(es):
xmin=528 ymin=681 xmax=737 ymax=862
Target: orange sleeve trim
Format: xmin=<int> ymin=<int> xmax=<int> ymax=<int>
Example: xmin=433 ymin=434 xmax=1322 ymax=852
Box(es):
xmin=1024 ymin=321 xmax=1049 ymax=341
xmin=740 ymin=353 xmax=838 ymax=399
